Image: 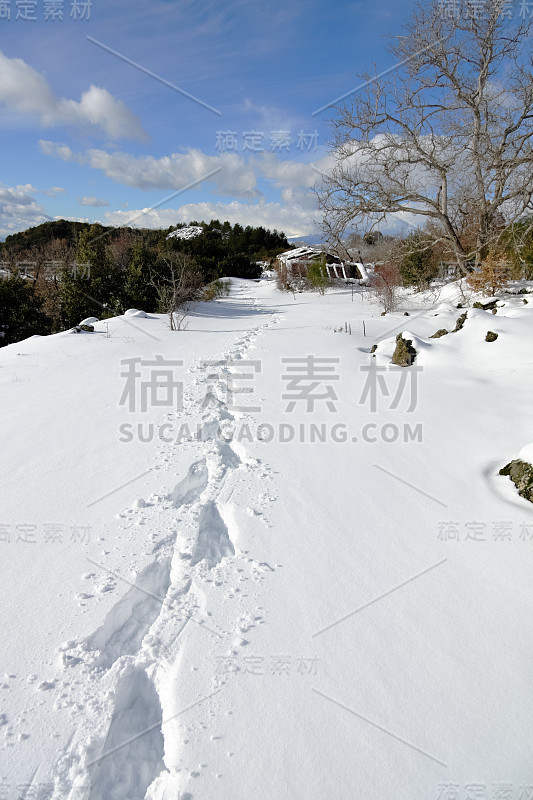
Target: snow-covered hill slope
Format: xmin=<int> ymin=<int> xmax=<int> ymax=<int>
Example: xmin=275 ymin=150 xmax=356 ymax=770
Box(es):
xmin=166 ymin=226 xmax=204 ymax=241
xmin=0 ymin=279 xmax=532 ymax=799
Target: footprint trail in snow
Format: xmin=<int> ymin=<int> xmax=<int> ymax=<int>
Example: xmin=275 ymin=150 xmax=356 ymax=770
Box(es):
xmin=51 ymin=295 xmax=282 ymax=799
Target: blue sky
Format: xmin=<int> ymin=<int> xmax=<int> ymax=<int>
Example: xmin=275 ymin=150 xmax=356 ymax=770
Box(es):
xmin=0 ymin=0 xmax=410 ymax=238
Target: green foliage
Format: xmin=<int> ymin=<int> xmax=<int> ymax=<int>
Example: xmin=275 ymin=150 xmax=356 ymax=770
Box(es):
xmin=399 ymin=231 xmax=438 ymax=289
xmin=124 ymin=242 xmax=158 ymax=310
xmin=1 ymin=219 xmax=101 ymax=256
xmin=217 ymin=253 xmax=262 ymax=279
xmin=58 ymin=225 xmax=125 ymax=327
xmin=307 ymin=255 xmax=330 ymax=295
xmin=202 ymin=279 xmax=231 ymax=301
xmin=0 ymin=276 xmax=52 ymax=345
xmin=164 ymin=221 xmax=286 ymax=279
xmin=501 ymin=216 xmax=533 ymax=279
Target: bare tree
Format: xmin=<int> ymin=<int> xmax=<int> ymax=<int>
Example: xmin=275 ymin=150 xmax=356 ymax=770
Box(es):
xmin=150 ymin=252 xmax=204 ymax=331
xmin=318 ymin=0 xmax=533 ymax=274
xmin=370 ymin=260 xmax=403 ymax=313
xmin=108 ymin=230 xmax=134 ymax=274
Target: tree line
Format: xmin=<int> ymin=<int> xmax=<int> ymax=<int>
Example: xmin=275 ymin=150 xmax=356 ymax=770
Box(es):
xmin=0 ymin=219 xmax=289 ymax=346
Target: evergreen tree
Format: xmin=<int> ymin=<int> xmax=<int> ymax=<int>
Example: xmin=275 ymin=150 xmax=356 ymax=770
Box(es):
xmin=399 ymin=232 xmax=438 ymax=290
xmin=0 ymin=276 xmax=51 ymax=346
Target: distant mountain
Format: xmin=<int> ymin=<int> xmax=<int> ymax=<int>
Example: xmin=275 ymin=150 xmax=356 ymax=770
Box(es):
xmin=288 ymin=233 xmax=326 ymax=246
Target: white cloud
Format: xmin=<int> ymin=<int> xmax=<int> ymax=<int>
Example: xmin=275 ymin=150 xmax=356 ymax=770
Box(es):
xmin=0 ymin=51 xmax=147 ymax=142
xmin=0 ymin=184 xmax=51 ymax=237
xmin=103 ymin=201 xmax=320 ymax=237
xmin=39 ymin=141 xmax=260 ymax=198
xmin=35 ymin=137 xmax=424 ymax=238
xmin=38 ymin=141 xmax=335 ymax=236
xmin=39 ymin=141 xmax=74 ymax=161
xmin=241 ymin=99 xmax=308 ymax=134
xmin=54 ymin=215 xmax=91 ymax=224
xmin=38 ymin=141 xmax=330 ymax=205
xmin=41 ymin=186 xmax=66 ymax=197
xmin=79 ymin=196 xmax=110 ymax=207
xmin=259 ymin=152 xmax=326 ymax=189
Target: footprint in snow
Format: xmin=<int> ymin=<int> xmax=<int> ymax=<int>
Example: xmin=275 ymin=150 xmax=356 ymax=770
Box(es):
xmin=37 ymin=681 xmax=55 ymax=691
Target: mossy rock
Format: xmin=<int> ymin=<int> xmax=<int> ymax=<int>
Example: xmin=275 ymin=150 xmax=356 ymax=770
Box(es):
xmin=430 ymin=328 xmax=448 ymax=339
xmin=453 ymin=312 xmax=468 ymax=332
xmin=391 ymin=334 xmax=417 ymax=367
xmin=499 ymin=459 xmax=533 ymax=503
xmin=80 ymin=324 xmax=94 ymax=332
xmin=524 ymin=299 xmax=528 ymax=304
xmin=370 ymin=344 xmax=378 ymax=353
xmin=485 ymin=331 xmax=498 ymax=342
xmin=473 ymin=299 xmax=497 ymax=310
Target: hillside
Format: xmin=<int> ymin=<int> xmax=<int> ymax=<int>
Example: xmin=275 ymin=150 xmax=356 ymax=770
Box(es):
xmin=0 ymin=220 xmax=291 ymax=344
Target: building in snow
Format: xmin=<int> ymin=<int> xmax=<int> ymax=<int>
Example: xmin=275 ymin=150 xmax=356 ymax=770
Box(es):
xmin=275 ymin=247 xmax=369 ymax=286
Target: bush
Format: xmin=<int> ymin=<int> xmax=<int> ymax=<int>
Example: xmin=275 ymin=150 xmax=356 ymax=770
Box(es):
xmin=399 ymin=231 xmax=438 ymax=289
xmin=467 ymin=251 xmax=512 ymax=295
xmin=307 ymin=256 xmax=330 ymax=295
xmin=202 ymin=279 xmax=231 ymax=301
xmin=370 ymin=262 xmax=402 ymax=313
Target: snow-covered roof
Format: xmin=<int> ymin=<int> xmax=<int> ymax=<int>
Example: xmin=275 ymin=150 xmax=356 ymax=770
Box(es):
xmin=278 ymin=246 xmax=322 ymax=261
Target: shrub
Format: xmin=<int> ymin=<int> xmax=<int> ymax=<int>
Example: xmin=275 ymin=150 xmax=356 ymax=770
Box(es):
xmin=467 ymin=251 xmax=512 ymax=295
xmin=202 ymin=279 xmax=230 ymax=301
xmin=307 ymin=256 xmax=330 ymax=295
xmin=370 ymin=261 xmax=402 ymax=313
xmin=399 ymin=231 xmax=439 ymax=290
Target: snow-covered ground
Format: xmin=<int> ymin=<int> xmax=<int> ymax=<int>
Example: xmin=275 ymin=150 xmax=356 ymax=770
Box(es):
xmin=1 ymin=278 xmax=532 ymax=800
